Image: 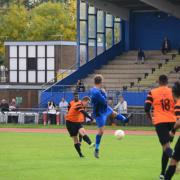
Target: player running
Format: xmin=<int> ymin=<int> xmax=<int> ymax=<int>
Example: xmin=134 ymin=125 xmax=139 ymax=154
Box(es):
xmin=165 ymin=81 xmax=180 ymax=180
xmin=144 ymin=75 xmax=176 ymax=180
xmin=89 ymin=74 xmax=131 ymax=158
xmin=66 ymin=96 xmax=94 ymax=158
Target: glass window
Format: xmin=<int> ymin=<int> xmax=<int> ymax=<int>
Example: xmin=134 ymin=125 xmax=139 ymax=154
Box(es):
xmin=28 ymin=46 xmax=36 ymax=58
xmin=10 ymin=71 xmax=17 ymax=82
xmin=38 ymin=71 xmax=45 ymax=83
xmin=97 ymin=34 xmax=104 ymax=55
xmin=80 ymin=21 xmax=87 ymax=43
xmin=47 ymin=46 xmax=54 ymax=57
xmin=28 ymin=71 xmax=36 ymax=83
xmin=47 ymin=58 xmax=55 ymax=70
xmin=38 ymin=58 xmax=45 ymax=70
xmin=10 ymin=46 xmax=17 ymax=58
xmin=80 ymin=1 xmax=86 ymax=20
xmin=10 ymin=58 xmax=17 ymax=70
xmin=88 ymin=15 xmax=95 ymax=38
xmin=19 ymin=46 xmax=26 ymax=58
xmin=114 ymin=17 xmax=121 ymax=22
xmin=89 ymin=5 xmax=95 ymax=14
xmin=19 ymin=71 xmax=26 ymax=83
xmin=106 ymin=14 xmax=113 ymax=27
xmin=19 ymin=58 xmax=26 ymax=70
xmin=80 ymin=45 xmax=86 ymax=66
xmin=27 ymin=58 xmax=37 ymax=70
xmin=97 ymin=10 xmax=104 ymax=33
xmin=47 ymin=71 xmax=55 ymax=82
xmin=38 ymin=46 xmax=45 ymax=57
xmin=106 ymin=28 xmax=113 ymax=49
xmin=89 ymin=40 xmax=95 ymax=60
xmin=114 ymin=23 xmax=121 ymax=44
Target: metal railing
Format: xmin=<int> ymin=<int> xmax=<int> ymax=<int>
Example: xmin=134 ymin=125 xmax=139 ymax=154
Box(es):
xmin=0 ymin=108 xmax=152 ymax=126
xmin=41 ymin=62 xmax=77 ymax=91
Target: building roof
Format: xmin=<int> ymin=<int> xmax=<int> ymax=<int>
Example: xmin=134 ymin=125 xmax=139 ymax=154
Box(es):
xmin=87 ymin=0 xmax=180 ymax=20
xmin=4 ymin=41 xmax=77 ymax=46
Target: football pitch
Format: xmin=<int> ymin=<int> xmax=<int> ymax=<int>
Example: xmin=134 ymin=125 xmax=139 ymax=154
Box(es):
xmin=0 ymin=130 xmax=179 ymax=180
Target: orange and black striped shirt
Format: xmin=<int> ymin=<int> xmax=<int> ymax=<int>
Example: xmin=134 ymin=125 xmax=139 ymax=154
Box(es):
xmin=175 ymin=100 xmax=180 ymax=119
xmin=65 ymin=100 xmax=85 ymax=123
xmin=145 ymin=86 xmax=176 ymax=125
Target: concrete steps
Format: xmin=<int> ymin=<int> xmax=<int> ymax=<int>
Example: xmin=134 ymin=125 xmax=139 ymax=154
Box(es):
xmin=82 ymin=50 xmax=180 ymax=91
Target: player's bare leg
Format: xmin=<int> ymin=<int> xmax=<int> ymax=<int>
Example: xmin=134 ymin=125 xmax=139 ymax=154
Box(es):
xmin=78 ymin=128 xmax=95 ymax=148
xmin=72 ymin=136 xmax=84 ymax=158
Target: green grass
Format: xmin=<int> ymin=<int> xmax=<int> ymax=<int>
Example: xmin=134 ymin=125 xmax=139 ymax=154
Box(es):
xmin=0 ymin=132 xmax=179 ymax=180
xmin=0 ymin=123 xmax=155 ymax=131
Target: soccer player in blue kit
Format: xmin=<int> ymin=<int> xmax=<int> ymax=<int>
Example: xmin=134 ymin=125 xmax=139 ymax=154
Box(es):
xmin=90 ymin=74 xmax=131 ymax=158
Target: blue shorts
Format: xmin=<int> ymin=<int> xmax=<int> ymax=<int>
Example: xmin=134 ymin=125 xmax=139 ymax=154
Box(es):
xmin=95 ymin=106 xmax=113 ymax=128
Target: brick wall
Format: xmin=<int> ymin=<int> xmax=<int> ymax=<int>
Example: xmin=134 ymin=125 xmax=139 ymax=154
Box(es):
xmin=0 ymin=89 xmax=39 ymax=108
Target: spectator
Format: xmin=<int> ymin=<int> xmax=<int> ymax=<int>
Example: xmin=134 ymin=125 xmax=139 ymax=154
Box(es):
xmin=114 ymin=96 xmax=128 ymax=126
xmin=174 ymin=66 xmax=180 ymax=73
xmin=9 ymin=98 xmax=17 ymax=111
xmin=48 ymin=101 xmax=56 ymax=124
xmin=9 ymin=98 xmax=18 ymax=123
xmin=106 ymin=97 xmax=116 ymax=126
xmin=137 ymin=48 xmax=145 ymax=64
xmin=162 ymin=37 xmax=171 ymax=54
xmin=0 ymin=99 xmax=9 ymax=113
xmin=59 ymin=98 xmax=68 ymax=124
xmin=114 ymin=96 xmax=127 ymax=115
xmin=76 ymin=79 xmax=85 ymax=92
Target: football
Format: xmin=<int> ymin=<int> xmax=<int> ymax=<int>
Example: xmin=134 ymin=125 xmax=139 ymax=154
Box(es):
xmin=114 ymin=130 xmax=125 ymax=140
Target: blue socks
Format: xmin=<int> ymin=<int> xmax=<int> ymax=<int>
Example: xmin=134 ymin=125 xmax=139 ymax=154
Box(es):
xmin=116 ymin=114 xmax=128 ymax=123
xmin=95 ymin=134 xmax=102 ymax=150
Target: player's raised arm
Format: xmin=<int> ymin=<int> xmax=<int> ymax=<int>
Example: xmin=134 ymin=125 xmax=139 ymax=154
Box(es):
xmin=144 ymin=91 xmax=153 ymax=122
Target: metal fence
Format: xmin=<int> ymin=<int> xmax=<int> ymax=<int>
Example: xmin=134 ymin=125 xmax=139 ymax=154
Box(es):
xmin=0 ymin=107 xmax=151 ymax=126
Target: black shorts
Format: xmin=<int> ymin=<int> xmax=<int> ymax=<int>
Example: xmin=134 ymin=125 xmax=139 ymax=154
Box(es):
xmin=155 ymin=122 xmax=175 ymax=145
xmin=172 ymin=137 xmax=180 ymax=161
xmin=66 ymin=120 xmax=83 ymax=137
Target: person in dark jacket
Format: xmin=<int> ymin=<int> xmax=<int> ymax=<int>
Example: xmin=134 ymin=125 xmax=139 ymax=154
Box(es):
xmin=0 ymin=99 xmax=9 ymax=113
xmin=137 ymin=48 xmax=145 ymax=64
xmin=162 ymin=37 xmax=171 ymax=54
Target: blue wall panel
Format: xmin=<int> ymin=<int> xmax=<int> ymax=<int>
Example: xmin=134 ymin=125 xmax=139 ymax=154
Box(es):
xmin=130 ymin=12 xmax=180 ymax=50
xmin=40 ymin=91 xmax=148 ymax=108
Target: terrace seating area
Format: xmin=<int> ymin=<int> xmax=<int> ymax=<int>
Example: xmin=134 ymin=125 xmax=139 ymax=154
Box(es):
xmin=83 ymin=51 xmax=180 ymax=91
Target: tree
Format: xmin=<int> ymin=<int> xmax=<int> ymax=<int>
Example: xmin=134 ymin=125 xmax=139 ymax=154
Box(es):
xmin=0 ymin=1 xmax=77 ymax=65
xmin=27 ymin=2 xmax=76 ymax=40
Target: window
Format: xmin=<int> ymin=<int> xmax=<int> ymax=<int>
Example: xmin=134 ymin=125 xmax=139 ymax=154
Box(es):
xmin=10 ymin=46 xmax=17 ymax=58
xmin=27 ymin=58 xmax=37 ymax=70
xmin=19 ymin=46 xmax=26 ymax=57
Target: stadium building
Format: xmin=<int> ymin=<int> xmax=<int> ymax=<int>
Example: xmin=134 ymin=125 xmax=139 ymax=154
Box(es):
xmin=41 ymin=0 xmax=180 ymax=107
xmin=0 ymin=0 xmax=180 ymax=125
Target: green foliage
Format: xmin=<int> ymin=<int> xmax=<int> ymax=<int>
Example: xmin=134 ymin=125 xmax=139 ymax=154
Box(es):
xmin=27 ymin=2 xmax=76 ymax=41
xmin=0 ymin=1 xmax=76 ymax=65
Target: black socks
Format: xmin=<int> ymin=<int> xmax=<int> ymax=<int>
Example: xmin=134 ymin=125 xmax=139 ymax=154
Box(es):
xmin=83 ymin=135 xmax=92 ymax=145
xmin=165 ymin=165 xmax=176 ymax=180
xmin=161 ymin=152 xmax=169 ymax=175
xmin=74 ymin=143 xmax=83 ymax=157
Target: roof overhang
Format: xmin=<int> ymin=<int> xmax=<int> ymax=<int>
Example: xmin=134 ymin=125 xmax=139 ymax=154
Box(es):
xmin=86 ymin=0 xmax=180 ymax=20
